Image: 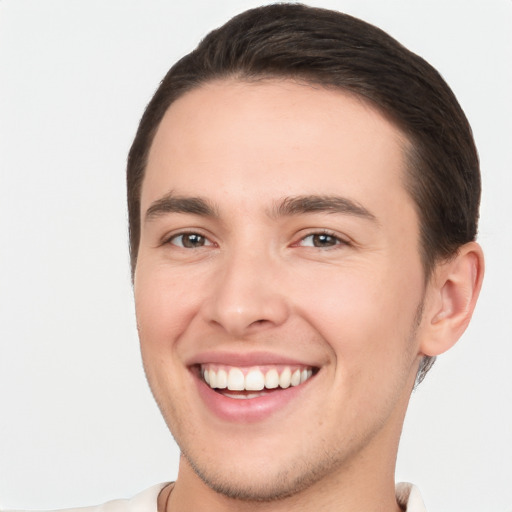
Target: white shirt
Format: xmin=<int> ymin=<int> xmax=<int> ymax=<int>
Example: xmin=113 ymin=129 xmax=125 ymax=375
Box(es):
xmin=3 ymin=482 xmax=427 ymax=512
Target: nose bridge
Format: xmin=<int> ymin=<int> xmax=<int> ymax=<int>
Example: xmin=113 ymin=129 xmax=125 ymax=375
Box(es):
xmin=204 ymin=240 xmax=288 ymax=335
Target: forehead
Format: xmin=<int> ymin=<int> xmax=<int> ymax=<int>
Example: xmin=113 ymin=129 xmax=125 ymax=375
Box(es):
xmin=142 ymin=79 xmax=413 ymax=220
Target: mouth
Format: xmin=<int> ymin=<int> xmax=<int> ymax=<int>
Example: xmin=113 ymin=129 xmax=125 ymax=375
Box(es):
xmin=198 ymin=363 xmax=317 ymax=399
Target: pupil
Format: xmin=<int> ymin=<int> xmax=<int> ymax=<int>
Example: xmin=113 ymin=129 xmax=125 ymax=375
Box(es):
xmin=314 ymin=234 xmax=335 ymax=247
xmin=183 ymin=234 xmax=204 ymax=248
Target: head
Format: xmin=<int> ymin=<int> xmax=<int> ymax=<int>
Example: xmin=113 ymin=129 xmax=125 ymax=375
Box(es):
xmin=127 ymin=4 xmax=480 ymax=385
xmin=127 ymin=3 xmax=483 ymax=503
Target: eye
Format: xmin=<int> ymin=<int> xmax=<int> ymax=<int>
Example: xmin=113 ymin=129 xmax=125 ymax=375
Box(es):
xmin=168 ymin=232 xmax=213 ymax=248
xmin=298 ymin=232 xmax=345 ymax=248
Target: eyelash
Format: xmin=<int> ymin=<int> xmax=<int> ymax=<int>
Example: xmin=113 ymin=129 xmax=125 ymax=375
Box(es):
xmin=294 ymin=230 xmax=349 ymax=249
xmin=164 ymin=231 xmax=214 ymax=249
xmin=164 ymin=229 xmax=349 ymax=250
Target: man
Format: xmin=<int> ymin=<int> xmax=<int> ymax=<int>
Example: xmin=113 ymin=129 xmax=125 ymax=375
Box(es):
xmin=129 ymin=4 xmax=483 ymax=510
xmin=6 ymin=3 xmax=484 ymax=511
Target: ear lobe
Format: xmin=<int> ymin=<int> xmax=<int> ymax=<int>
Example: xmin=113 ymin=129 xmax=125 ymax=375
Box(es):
xmin=420 ymin=242 xmax=484 ymax=357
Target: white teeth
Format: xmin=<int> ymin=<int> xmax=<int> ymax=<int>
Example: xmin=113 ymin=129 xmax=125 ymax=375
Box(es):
xmin=265 ymin=369 xmax=279 ymax=389
xmin=227 ymin=368 xmax=245 ymax=390
xmin=279 ymin=367 xmax=291 ymax=388
xmin=291 ymin=369 xmax=301 ymax=386
xmin=245 ymin=369 xmax=265 ymax=391
xmin=216 ymin=369 xmax=227 ymax=389
xmin=223 ymin=391 xmax=267 ymax=400
xmin=209 ymin=370 xmax=217 ymax=388
xmin=202 ymin=365 xmax=315 ymax=392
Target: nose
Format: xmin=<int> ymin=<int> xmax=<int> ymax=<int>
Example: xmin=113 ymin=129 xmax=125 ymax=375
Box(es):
xmin=201 ymin=248 xmax=289 ymax=337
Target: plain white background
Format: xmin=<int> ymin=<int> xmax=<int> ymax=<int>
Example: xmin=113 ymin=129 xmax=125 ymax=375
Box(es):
xmin=0 ymin=1 xmax=511 ymax=510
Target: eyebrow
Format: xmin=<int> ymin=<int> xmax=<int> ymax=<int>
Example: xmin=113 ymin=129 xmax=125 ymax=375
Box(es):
xmin=271 ymin=195 xmax=377 ymax=222
xmin=144 ymin=192 xmax=376 ymax=223
xmin=145 ymin=193 xmax=218 ymax=222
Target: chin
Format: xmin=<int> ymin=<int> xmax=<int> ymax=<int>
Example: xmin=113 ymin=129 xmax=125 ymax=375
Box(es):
xmin=180 ymin=442 xmax=342 ymax=503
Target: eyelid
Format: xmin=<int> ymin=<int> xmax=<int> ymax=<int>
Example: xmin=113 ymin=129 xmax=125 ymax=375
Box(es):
xmin=294 ymin=229 xmax=351 ymax=248
xmin=162 ymin=229 xmax=216 ymax=248
xmin=159 ymin=228 xmax=351 ymax=249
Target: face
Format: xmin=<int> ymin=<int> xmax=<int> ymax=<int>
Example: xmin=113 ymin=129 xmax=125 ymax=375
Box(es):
xmin=134 ymin=80 xmax=427 ymax=500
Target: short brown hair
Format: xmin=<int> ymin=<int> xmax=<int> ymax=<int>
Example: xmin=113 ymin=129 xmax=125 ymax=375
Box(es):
xmin=127 ymin=3 xmax=480 ymax=383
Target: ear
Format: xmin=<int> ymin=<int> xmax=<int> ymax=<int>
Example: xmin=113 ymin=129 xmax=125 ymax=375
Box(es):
xmin=420 ymin=242 xmax=484 ymax=357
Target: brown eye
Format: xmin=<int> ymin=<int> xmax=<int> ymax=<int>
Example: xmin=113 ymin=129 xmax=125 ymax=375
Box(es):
xmin=300 ymin=233 xmax=341 ymax=248
xmin=313 ymin=234 xmax=338 ymax=247
xmin=170 ymin=233 xmax=211 ymax=248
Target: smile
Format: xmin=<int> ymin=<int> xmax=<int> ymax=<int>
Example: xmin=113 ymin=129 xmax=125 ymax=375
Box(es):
xmin=201 ymin=364 xmax=315 ymax=397
xmin=192 ymin=360 xmax=320 ymax=421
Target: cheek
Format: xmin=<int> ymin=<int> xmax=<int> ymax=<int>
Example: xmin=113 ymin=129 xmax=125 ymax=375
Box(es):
xmin=133 ymin=266 xmax=204 ymax=421
xmin=293 ymin=263 xmax=423 ymax=370
xmin=134 ymin=265 xmax=203 ymax=354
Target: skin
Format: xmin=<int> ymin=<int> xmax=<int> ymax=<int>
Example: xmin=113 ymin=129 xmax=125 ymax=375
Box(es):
xmin=134 ymin=79 xmax=483 ymax=511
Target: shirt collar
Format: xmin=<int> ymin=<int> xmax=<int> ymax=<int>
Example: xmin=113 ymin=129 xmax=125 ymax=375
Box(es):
xmin=396 ymin=482 xmax=427 ymax=512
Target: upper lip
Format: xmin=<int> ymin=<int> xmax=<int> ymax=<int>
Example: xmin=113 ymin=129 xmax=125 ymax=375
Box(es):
xmin=186 ymin=350 xmax=320 ymax=368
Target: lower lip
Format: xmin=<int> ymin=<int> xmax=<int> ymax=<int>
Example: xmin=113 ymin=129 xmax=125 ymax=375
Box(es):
xmin=193 ymin=370 xmax=314 ymax=423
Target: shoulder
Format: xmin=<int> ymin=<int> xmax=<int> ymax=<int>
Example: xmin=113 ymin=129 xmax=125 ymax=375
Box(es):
xmin=1 ymin=483 xmax=169 ymax=512
xmin=396 ymin=482 xmax=427 ymax=512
